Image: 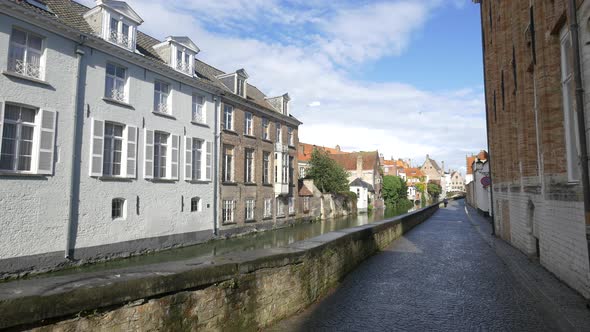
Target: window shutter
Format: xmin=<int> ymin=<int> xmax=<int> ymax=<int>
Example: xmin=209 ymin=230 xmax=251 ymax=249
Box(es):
xmin=206 ymin=141 xmax=212 ymax=180
xmin=126 ymin=125 xmax=138 ymax=178
xmin=171 ymin=134 xmax=179 ymax=180
xmin=185 ymin=136 xmax=192 ymax=180
xmin=144 ymin=129 xmax=154 ymax=179
xmin=37 ymin=110 xmax=57 ymax=175
xmin=89 ymin=118 xmax=104 ymax=177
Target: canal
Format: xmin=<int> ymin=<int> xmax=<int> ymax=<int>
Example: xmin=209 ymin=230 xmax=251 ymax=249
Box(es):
xmin=27 ymin=203 xmax=421 ymax=280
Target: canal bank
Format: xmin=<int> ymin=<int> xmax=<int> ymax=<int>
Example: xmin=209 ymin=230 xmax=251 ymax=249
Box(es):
xmin=0 ymin=203 xmax=438 ymax=331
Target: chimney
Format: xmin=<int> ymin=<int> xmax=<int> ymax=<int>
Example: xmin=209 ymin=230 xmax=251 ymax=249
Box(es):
xmin=356 ymin=154 xmax=363 ymax=177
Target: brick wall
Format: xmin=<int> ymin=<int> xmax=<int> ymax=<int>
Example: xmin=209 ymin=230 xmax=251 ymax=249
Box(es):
xmin=478 ymin=0 xmax=590 ymax=298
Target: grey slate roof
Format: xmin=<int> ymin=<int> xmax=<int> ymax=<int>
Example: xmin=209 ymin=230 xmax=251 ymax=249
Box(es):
xmin=12 ymin=0 xmax=300 ymax=122
xmin=349 ymin=178 xmax=374 ymax=192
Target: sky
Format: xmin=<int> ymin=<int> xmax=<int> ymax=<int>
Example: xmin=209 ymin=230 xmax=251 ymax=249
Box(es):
xmin=79 ymin=0 xmax=486 ymax=174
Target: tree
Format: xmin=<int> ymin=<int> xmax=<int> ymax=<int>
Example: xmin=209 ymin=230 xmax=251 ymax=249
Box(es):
xmin=427 ymin=183 xmax=442 ymax=198
xmin=382 ymin=175 xmax=410 ymax=207
xmin=306 ymin=149 xmax=349 ymax=193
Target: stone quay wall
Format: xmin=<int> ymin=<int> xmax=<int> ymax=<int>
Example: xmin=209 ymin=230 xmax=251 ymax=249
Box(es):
xmin=0 ymin=203 xmax=439 ymax=331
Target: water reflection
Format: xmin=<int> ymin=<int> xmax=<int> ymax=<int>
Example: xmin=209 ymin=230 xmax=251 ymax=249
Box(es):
xmin=32 ymin=204 xmax=416 ymax=279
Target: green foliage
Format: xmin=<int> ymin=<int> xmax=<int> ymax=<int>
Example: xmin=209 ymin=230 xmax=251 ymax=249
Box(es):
xmin=382 ymin=175 xmax=411 ymax=207
xmin=427 ymin=183 xmax=442 ymax=198
xmin=415 ymin=183 xmax=426 ymax=194
xmin=307 ymin=148 xmax=350 ymax=193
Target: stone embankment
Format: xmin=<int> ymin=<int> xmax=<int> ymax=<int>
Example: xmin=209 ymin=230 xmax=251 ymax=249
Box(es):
xmin=0 ymin=203 xmax=438 ymax=331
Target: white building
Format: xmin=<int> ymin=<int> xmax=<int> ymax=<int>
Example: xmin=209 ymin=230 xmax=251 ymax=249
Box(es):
xmin=0 ymin=0 xmax=221 ymax=275
xmin=349 ymin=178 xmax=371 ymax=212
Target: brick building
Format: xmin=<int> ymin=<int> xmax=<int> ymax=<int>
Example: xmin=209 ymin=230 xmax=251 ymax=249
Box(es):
xmin=474 ymin=0 xmax=590 ymax=297
xmin=194 ymin=63 xmax=302 ymax=235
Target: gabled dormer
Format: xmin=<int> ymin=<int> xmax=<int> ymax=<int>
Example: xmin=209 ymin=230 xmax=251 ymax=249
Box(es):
xmin=216 ymin=69 xmax=249 ymax=98
xmin=83 ymin=0 xmax=143 ymax=51
xmin=266 ymin=93 xmax=290 ymax=116
xmin=152 ymin=36 xmax=199 ymax=76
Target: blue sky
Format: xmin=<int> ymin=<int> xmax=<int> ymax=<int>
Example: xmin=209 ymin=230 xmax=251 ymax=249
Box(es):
xmin=79 ymin=0 xmax=487 ymax=173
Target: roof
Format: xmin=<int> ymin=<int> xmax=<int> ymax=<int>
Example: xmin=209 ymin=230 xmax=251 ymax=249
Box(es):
xmin=405 ymin=168 xmax=424 ymax=178
xmin=298 ymin=143 xmax=348 ymax=162
xmin=329 ymin=151 xmax=379 ymax=171
xmin=466 ymin=156 xmax=477 ymax=174
xmin=349 ymin=178 xmax=374 ymax=191
xmin=21 ymin=0 xmax=299 ymax=122
xmin=466 ymin=150 xmax=488 ymax=174
xmin=298 ymin=183 xmax=313 ymax=196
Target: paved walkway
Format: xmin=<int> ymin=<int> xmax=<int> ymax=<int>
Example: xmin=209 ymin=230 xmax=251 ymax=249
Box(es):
xmin=269 ymin=199 xmax=590 ymax=332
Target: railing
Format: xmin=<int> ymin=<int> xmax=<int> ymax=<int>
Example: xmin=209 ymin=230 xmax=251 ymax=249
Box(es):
xmin=275 ymin=143 xmax=288 ymax=152
xmin=108 ymin=30 xmax=132 ymax=48
xmin=154 ymin=103 xmax=169 ymax=114
xmin=175 ymin=61 xmax=191 ymax=75
xmin=109 ymin=88 xmax=126 ymax=102
xmin=8 ymin=58 xmax=41 ymax=79
xmin=192 ymin=108 xmax=204 ymax=123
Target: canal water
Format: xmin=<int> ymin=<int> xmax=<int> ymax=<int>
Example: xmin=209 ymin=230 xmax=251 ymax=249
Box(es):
xmin=29 ymin=203 xmax=421 ymax=279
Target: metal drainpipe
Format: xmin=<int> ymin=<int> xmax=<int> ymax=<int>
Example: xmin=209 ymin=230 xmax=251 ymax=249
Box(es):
xmin=212 ymin=95 xmax=220 ymax=236
xmin=568 ymin=0 xmax=590 ymax=270
xmin=477 ymin=1 xmax=496 ymax=234
xmin=65 ymin=39 xmax=86 ymax=259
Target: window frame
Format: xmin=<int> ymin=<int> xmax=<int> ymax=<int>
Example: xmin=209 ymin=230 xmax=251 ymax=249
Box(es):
xmin=154 ymin=80 xmax=171 ymax=114
xmin=105 ymin=62 xmax=128 ymax=102
xmin=107 ymin=16 xmax=134 ymax=49
xmin=223 ymin=144 xmax=234 ymax=182
xmin=244 ymin=112 xmax=253 ymax=136
xmin=0 ymin=103 xmax=38 ymax=173
xmin=192 ymin=138 xmax=204 ymax=180
xmin=7 ymin=27 xmax=45 ymax=80
xmin=288 ymin=127 xmax=294 ymax=146
xmin=223 ymin=105 xmax=234 ymax=131
xmin=288 ymin=197 xmax=295 ymax=215
xmin=262 ymin=118 xmax=270 ymax=140
xmin=264 ymin=198 xmax=273 ymax=218
xmin=153 ymin=131 xmax=169 ymax=179
xmin=276 ymin=122 xmax=282 ymax=143
xmin=245 ymin=199 xmax=255 ymax=221
xmin=276 ymin=197 xmax=285 ymax=217
xmin=245 ymin=148 xmax=255 ymax=183
xmin=102 ymin=121 xmax=125 ymax=177
xmin=192 ymin=94 xmax=205 ymax=124
xmin=263 ymin=151 xmax=270 ymax=184
xmin=222 ymin=200 xmax=235 ymax=223
xmin=111 ymin=198 xmax=126 ymax=220
xmin=190 ymin=197 xmax=201 ymax=212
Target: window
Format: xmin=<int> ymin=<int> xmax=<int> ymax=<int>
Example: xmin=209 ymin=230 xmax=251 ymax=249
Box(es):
xmin=192 ymin=95 xmax=205 ymax=123
xmin=103 ymin=122 xmax=124 ymax=176
xmin=112 ymin=198 xmax=125 ymax=219
xmin=276 ymin=197 xmax=285 ymax=216
xmin=154 ymin=131 xmax=169 ymax=178
xmin=224 ymin=105 xmax=233 ymax=130
xmin=299 ymin=166 xmax=306 ymax=178
xmin=274 ymin=153 xmax=278 ymax=183
xmin=244 ymin=112 xmax=253 ymax=136
xmin=303 ymin=197 xmax=310 ymax=212
xmin=222 ymin=200 xmax=235 ymax=223
xmin=223 ymin=145 xmax=234 ymax=182
xmin=192 ymin=138 xmax=203 ymax=180
xmin=108 ymin=17 xmax=133 ymax=49
xmin=154 ymin=81 xmax=170 ymax=114
xmin=8 ymin=28 xmax=43 ymax=79
xmin=276 ymin=123 xmax=282 ymax=143
xmin=263 ymin=152 xmax=270 ymax=184
xmin=560 ymin=27 xmax=581 ymax=182
xmin=245 ymin=199 xmax=255 ymax=220
xmin=175 ymin=48 xmax=192 ymax=75
xmin=264 ymin=198 xmax=273 ymax=218
xmin=0 ymin=104 xmax=36 ymax=171
xmin=245 ymin=148 xmax=254 ymax=183
xmin=104 ymin=63 xmax=127 ymax=102
xmin=191 ymin=197 xmax=201 ymax=212
xmin=283 ymin=99 xmax=288 ymax=115
xmin=288 ymin=128 xmax=294 ymax=146
xmin=237 ymin=78 xmax=245 ymax=96
xmin=289 ymin=156 xmax=294 ymax=185
xmin=288 ymin=197 xmax=295 ymax=215
xmin=282 ymin=154 xmax=289 ymax=183
xmin=262 ymin=118 xmax=270 ymax=140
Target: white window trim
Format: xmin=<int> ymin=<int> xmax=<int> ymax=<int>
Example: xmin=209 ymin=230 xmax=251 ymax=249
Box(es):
xmin=103 ymin=10 xmax=136 ymax=51
xmin=222 ymin=200 xmax=235 ymax=223
xmin=223 ymin=145 xmax=234 ymax=182
xmin=90 ymin=119 xmax=137 ymax=178
xmin=154 ymin=80 xmax=171 ymax=115
xmin=192 ymin=94 xmax=206 ymax=124
xmin=190 ymin=196 xmax=201 ymax=212
xmin=264 ymin=198 xmax=273 ymax=218
xmin=105 ymin=62 xmax=128 ymax=102
xmin=172 ymin=43 xmax=194 ymax=76
xmin=244 ymin=112 xmax=253 ymax=136
xmin=111 ymin=197 xmax=127 ymax=220
xmin=145 ymin=129 xmax=179 ymax=181
xmin=245 ymin=199 xmax=255 ymax=220
xmin=8 ymin=27 xmax=45 ymax=80
xmin=245 ymin=148 xmax=255 ymax=183
xmin=224 ymin=105 xmax=234 ymax=131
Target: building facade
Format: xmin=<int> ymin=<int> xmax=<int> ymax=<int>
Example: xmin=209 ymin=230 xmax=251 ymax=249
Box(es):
xmin=420 ymin=154 xmax=443 ymax=182
xmin=475 ymin=0 xmax=590 ymax=297
xmin=329 ymin=151 xmax=384 ymax=209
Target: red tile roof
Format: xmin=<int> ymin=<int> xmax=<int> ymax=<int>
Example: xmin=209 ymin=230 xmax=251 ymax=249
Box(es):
xmin=298 ymin=143 xmax=348 ymax=162
xmin=329 ymin=152 xmax=379 ymax=171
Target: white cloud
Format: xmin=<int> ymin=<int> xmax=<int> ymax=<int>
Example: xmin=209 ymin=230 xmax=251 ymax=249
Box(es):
xmin=75 ymin=0 xmax=486 ymax=172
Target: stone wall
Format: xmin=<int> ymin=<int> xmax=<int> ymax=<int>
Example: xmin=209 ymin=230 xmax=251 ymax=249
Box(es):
xmin=320 ymin=193 xmax=356 ymax=220
xmin=0 ymin=204 xmax=439 ymax=331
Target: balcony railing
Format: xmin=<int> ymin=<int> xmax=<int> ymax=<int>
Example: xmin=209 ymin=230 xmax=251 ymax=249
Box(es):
xmin=108 ymin=30 xmax=132 ymax=49
xmin=8 ymin=58 xmax=41 ymax=79
xmin=175 ymin=61 xmax=191 ymax=75
xmin=109 ymin=88 xmax=126 ymax=102
xmin=274 ymin=182 xmax=289 ymax=195
xmin=275 ymin=143 xmax=288 ymax=153
xmin=154 ymin=103 xmax=169 ymax=114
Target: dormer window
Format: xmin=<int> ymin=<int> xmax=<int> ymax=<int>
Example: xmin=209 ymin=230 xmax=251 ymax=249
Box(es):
xmin=175 ymin=48 xmax=192 ymax=75
xmin=282 ymin=99 xmax=288 ymax=115
xmin=109 ymin=17 xmax=132 ymax=48
xmin=237 ymin=78 xmax=245 ymax=97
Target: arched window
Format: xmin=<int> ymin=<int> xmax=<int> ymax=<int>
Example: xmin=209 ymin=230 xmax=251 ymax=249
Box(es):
xmin=112 ymin=198 xmax=126 ymax=219
xmin=191 ymin=197 xmax=201 ymax=212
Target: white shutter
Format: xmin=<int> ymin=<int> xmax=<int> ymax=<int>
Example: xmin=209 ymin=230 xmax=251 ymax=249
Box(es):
xmin=185 ymin=136 xmax=192 ymax=180
xmin=89 ymin=118 xmax=104 ymax=177
xmin=206 ymin=141 xmax=212 ymax=180
xmin=37 ymin=110 xmax=57 ymax=175
xmin=144 ymin=129 xmax=154 ymax=179
xmin=126 ymin=125 xmax=138 ymax=178
xmin=171 ymin=134 xmax=179 ymax=180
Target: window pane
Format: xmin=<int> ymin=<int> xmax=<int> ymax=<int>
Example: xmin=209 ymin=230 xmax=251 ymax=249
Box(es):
xmin=177 ymin=50 xmax=182 ymax=63
xmin=9 ymin=45 xmax=25 ymax=63
xmin=122 ymin=23 xmax=129 ymax=36
xmin=11 ymin=29 xmax=27 ymax=45
xmin=116 ymin=66 xmax=126 ymax=79
xmin=110 ymin=18 xmax=118 ymax=32
xmin=28 ymin=34 xmax=42 ymax=51
xmin=106 ymin=63 xmax=116 ymax=76
xmin=20 ymin=125 xmax=34 ymax=140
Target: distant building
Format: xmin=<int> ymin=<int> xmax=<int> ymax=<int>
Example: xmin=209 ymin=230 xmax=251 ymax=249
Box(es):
xmin=329 ymin=151 xmax=384 ymax=209
xmin=420 ymin=154 xmax=443 ymax=182
xmin=297 ymin=143 xmax=347 ymax=179
xmin=449 ymin=171 xmax=465 ymax=193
